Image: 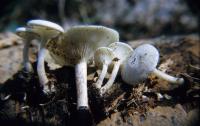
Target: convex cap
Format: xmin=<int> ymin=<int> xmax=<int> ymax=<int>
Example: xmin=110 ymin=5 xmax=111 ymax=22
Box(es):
xmin=121 ymin=44 xmax=159 ymax=84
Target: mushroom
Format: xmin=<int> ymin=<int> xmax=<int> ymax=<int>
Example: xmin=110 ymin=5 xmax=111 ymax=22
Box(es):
xmin=27 ymin=19 xmax=64 ymax=93
xmin=16 ymin=27 xmax=39 ymax=72
xmin=46 ymin=25 xmax=119 ymax=110
xmin=100 ymin=42 xmax=133 ymax=94
xmin=94 ymin=47 xmax=115 ymax=89
xmin=121 ymin=44 xmax=184 ymax=85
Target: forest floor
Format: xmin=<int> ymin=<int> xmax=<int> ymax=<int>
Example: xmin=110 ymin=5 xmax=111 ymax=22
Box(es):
xmin=0 ymin=32 xmax=199 ymax=126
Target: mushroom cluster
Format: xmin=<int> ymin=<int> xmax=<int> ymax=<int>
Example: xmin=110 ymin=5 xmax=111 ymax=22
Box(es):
xmin=16 ymin=20 xmax=119 ymax=111
xmin=15 ymin=19 xmax=185 ymax=118
xmin=94 ymin=42 xmax=133 ymax=95
xmin=16 ymin=20 xmax=64 ymax=94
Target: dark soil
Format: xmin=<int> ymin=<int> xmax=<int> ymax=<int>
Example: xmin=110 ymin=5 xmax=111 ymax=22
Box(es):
xmin=0 ymin=34 xmax=199 ymax=126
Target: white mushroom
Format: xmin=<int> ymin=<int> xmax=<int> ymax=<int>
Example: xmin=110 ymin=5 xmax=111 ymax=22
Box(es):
xmin=46 ymin=25 xmax=119 ymax=110
xmin=100 ymin=42 xmax=133 ymax=94
xmin=27 ymin=19 xmax=64 ymax=93
xmin=16 ymin=27 xmax=39 ymax=72
xmin=94 ymin=47 xmax=115 ymax=89
xmin=121 ymin=44 xmax=184 ymax=85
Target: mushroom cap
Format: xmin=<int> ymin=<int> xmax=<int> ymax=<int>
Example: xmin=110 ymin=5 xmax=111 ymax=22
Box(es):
xmin=27 ymin=19 xmax=64 ymax=39
xmin=46 ymin=25 xmax=119 ymax=66
xmin=107 ymin=42 xmax=133 ymax=72
xmin=108 ymin=42 xmax=133 ymax=61
xmin=16 ymin=27 xmax=39 ymax=39
xmin=121 ymin=44 xmax=159 ymax=85
xmin=94 ymin=47 xmax=115 ymax=69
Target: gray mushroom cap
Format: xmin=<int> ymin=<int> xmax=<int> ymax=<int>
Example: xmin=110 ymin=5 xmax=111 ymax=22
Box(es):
xmin=108 ymin=42 xmax=133 ymax=72
xmin=27 ymin=19 xmax=64 ymax=40
xmin=16 ymin=27 xmax=39 ymax=39
xmin=47 ymin=25 xmax=119 ymax=66
xmin=121 ymin=44 xmax=159 ymax=85
xmin=108 ymin=42 xmax=133 ymax=61
xmin=94 ymin=47 xmax=115 ymax=69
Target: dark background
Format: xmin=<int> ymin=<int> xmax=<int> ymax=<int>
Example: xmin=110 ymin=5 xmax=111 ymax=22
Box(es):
xmin=0 ymin=0 xmax=199 ymax=40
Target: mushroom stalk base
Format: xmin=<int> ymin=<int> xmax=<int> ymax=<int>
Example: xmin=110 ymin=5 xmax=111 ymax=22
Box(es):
xmin=23 ymin=40 xmax=32 ymax=72
xmin=37 ymin=47 xmax=49 ymax=87
xmin=94 ymin=64 xmax=108 ymax=89
xmin=101 ymin=61 xmax=121 ymax=94
xmin=75 ymin=61 xmax=88 ymax=109
xmin=153 ymin=69 xmax=184 ymax=84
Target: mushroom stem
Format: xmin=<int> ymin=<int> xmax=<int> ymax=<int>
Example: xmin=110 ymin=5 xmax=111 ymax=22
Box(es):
xmin=75 ymin=61 xmax=88 ymax=109
xmin=100 ymin=60 xmax=121 ymax=94
xmin=23 ymin=40 xmax=32 ymax=72
xmin=152 ymin=69 xmax=184 ymax=84
xmin=94 ymin=64 xmax=108 ymax=89
xmin=37 ymin=44 xmax=49 ymax=89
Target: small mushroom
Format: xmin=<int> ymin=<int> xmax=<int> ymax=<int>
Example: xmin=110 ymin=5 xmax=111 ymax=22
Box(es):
xmin=46 ymin=25 xmax=119 ymax=110
xmin=94 ymin=47 xmax=115 ymax=89
xmin=100 ymin=42 xmax=133 ymax=94
xmin=121 ymin=44 xmax=184 ymax=85
xmin=27 ymin=19 xmax=64 ymax=93
xmin=16 ymin=27 xmax=39 ymax=72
